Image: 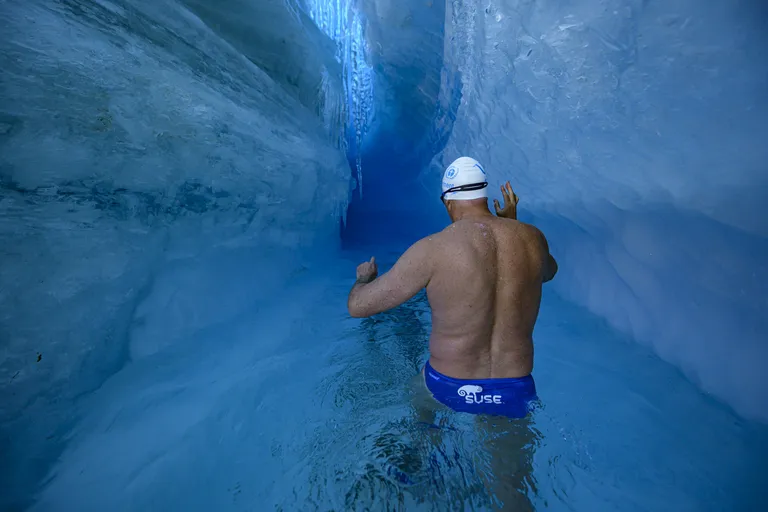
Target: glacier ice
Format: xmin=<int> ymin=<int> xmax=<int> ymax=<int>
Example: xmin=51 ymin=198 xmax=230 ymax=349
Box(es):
xmin=305 ymin=0 xmax=376 ymax=190
xmin=0 ymin=0 xmax=350 ymax=502
xmin=428 ymin=0 xmax=768 ymax=421
xmin=1 ymin=0 xmax=767 ymax=508
xmin=358 ymin=0 xmax=445 ymax=167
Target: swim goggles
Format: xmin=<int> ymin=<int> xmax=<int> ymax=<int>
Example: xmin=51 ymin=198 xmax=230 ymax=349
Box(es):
xmin=440 ymin=181 xmax=488 ymax=202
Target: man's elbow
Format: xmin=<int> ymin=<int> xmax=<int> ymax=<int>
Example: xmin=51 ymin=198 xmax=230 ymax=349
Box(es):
xmin=347 ymin=300 xmax=371 ymax=318
xmin=543 ymin=255 xmax=558 ymax=283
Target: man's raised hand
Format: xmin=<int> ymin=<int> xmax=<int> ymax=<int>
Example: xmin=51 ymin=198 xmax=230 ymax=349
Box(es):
xmin=493 ymin=181 xmax=519 ymax=220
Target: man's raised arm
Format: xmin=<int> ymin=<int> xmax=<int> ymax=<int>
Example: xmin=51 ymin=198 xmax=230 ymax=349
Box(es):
xmin=348 ymin=237 xmax=434 ymax=318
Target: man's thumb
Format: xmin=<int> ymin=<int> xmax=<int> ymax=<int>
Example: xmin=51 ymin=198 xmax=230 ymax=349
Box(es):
xmin=370 ymin=257 xmax=376 ymax=264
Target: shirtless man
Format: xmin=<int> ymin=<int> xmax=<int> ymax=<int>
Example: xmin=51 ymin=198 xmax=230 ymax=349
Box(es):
xmin=347 ymin=156 xmax=557 ymax=419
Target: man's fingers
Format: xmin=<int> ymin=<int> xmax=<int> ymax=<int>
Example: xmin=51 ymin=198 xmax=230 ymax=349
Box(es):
xmin=493 ymin=199 xmax=501 ymax=213
xmin=505 ymin=182 xmax=519 ymax=205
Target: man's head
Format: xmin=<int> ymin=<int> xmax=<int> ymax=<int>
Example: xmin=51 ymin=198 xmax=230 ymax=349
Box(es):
xmin=441 ymin=156 xmax=490 ymax=219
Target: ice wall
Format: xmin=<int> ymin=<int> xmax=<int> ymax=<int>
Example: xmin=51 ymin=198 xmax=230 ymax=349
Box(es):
xmin=356 ymin=0 xmax=445 ymax=168
xmin=339 ymin=0 xmax=447 ymax=249
xmin=430 ymin=0 xmax=768 ymax=421
xmin=305 ymin=0 xmax=375 ymax=190
xmin=0 ymin=0 xmax=350 ymax=500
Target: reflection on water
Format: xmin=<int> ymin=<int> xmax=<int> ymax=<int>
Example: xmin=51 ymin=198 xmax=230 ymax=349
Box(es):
xmin=289 ymin=290 xmax=544 ymax=511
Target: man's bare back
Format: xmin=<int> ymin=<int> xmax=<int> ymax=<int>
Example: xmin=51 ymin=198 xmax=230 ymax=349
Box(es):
xmin=347 ymin=157 xmax=556 ymax=418
xmin=347 ymin=199 xmax=556 ymax=380
xmin=425 ymin=216 xmax=553 ymax=380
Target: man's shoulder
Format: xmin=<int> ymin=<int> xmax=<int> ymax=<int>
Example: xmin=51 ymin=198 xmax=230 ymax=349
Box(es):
xmin=505 ymin=221 xmax=549 ymax=255
xmin=409 ymin=228 xmax=457 ymax=257
xmin=516 ymin=221 xmax=546 ymax=241
xmin=404 ymin=232 xmax=443 ymax=256
xmin=434 ymin=223 xmax=470 ymax=242
xmin=495 ymin=218 xmax=543 ymax=238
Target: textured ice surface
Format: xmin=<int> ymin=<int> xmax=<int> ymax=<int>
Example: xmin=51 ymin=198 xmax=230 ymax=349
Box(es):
xmin=2 ymin=0 xmax=768 ymax=508
xmin=0 ymin=0 xmax=350 ymax=501
xmin=356 ymin=0 xmax=445 ymax=166
xmin=305 ymin=0 xmax=375 ymax=188
xmin=429 ymin=0 xmax=768 ymax=422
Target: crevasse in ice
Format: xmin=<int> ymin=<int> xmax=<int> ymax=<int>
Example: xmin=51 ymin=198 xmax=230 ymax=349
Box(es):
xmin=1 ymin=0 xmax=767 ymax=507
xmin=305 ymin=0 xmax=375 ymax=193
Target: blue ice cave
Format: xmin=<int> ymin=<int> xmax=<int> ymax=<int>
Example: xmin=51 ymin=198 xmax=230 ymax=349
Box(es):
xmin=1 ymin=0 xmax=767 ymax=510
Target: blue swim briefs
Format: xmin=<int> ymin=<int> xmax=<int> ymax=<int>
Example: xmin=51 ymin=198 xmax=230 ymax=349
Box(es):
xmin=424 ymin=360 xmax=538 ymax=419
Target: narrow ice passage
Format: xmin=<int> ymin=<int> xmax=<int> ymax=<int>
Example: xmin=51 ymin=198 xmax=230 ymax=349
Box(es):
xmin=1 ymin=0 xmax=767 ymax=510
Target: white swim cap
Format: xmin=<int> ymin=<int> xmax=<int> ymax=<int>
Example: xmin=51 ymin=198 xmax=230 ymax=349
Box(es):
xmin=441 ymin=156 xmax=488 ymax=201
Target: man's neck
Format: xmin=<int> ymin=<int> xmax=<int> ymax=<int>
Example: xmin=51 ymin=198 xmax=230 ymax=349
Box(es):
xmin=451 ymin=205 xmax=494 ymax=222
